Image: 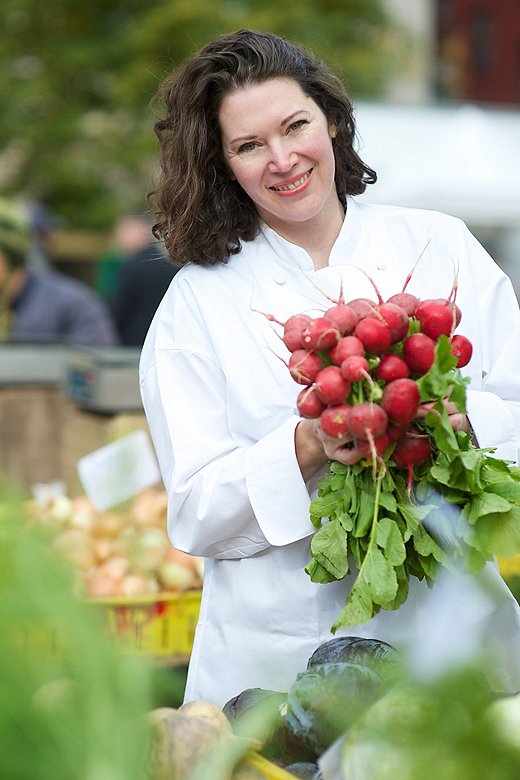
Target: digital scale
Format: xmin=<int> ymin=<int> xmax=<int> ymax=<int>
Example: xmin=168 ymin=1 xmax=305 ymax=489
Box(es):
xmin=0 ymin=345 xmax=143 ymax=414
xmin=64 ymin=348 xmax=143 ymax=414
xmin=0 ymin=344 xmax=81 ymax=387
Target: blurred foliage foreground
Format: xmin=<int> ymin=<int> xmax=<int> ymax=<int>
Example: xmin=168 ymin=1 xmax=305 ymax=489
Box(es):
xmin=0 ymin=487 xmax=154 ymax=780
xmin=3 ymin=484 xmax=520 ymax=780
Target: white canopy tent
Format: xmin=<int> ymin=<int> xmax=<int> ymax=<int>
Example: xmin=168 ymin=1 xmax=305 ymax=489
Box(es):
xmin=354 ymin=102 xmax=520 ymax=229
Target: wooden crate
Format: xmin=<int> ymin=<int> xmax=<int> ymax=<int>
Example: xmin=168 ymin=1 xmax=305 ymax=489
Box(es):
xmin=0 ymin=386 xmax=155 ymax=495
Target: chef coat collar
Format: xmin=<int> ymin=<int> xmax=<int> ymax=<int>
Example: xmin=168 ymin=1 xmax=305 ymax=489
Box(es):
xmin=258 ymin=195 xmax=362 ymax=272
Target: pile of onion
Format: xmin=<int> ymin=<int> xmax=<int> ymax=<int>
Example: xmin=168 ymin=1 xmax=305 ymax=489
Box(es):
xmin=25 ymin=489 xmax=203 ymax=599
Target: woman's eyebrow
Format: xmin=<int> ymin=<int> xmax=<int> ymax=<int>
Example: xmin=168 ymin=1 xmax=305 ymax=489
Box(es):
xmin=228 ymin=109 xmax=310 ymax=145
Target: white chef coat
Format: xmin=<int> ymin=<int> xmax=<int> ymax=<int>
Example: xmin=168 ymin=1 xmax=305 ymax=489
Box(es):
xmin=139 ymin=196 xmax=520 ymax=706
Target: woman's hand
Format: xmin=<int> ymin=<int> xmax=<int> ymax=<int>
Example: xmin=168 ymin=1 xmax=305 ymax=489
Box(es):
xmin=312 ymin=419 xmax=366 ymax=466
xmin=416 ymin=398 xmax=471 ymax=433
xmin=295 ymin=418 xmax=364 ymax=483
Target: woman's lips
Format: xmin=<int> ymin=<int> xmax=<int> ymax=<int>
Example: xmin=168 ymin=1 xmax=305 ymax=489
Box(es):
xmin=269 ymin=168 xmax=313 ymax=193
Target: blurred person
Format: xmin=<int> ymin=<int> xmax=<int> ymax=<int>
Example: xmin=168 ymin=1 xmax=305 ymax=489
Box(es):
xmin=0 ymin=197 xmax=119 ymax=346
xmin=110 ymin=213 xmax=178 ymax=347
xmin=27 ymin=200 xmax=60 ymax=273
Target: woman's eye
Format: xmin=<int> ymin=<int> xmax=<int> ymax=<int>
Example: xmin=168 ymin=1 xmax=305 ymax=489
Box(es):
xmin=238 ymin=141 xmax=258 ymax=154
xmin=287 ymin=119 xmax=307 ymax=133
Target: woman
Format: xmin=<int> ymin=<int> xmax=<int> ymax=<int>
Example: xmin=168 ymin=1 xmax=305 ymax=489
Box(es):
xmin=140 ymin=29 xmax=520 ymax=706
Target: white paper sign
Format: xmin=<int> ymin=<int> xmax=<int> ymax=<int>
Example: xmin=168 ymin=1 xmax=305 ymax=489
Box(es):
xmin=77 ymin=429 xmax=161 ymax=511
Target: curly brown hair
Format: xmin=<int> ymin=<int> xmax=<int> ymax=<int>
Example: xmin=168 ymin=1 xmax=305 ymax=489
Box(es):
xmin=151 ymin=29 xmax=376 ymax=266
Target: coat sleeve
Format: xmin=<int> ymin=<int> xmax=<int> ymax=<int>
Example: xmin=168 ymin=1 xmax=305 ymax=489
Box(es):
xmin=139 ymin=282 xmax=316 ymax=560
xmin=457 ymin=222 xmax=520 ymax=465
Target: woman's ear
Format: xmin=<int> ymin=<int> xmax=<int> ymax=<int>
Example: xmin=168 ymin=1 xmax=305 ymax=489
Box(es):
xmin=329 ymin=123 xmax=337 ymax=139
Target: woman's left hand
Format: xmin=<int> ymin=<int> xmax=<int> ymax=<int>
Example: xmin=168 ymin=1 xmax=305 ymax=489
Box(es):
xmin=416 ymin=398 xmax=471 ymax=433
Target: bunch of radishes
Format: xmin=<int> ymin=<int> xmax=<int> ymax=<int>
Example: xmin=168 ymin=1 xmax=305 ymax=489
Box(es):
xmin=283 ymin=275 xmax=473 ymax=474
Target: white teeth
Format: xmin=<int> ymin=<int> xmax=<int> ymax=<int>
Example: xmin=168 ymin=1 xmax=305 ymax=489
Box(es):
xmin=272 ymin=171 xmax=310 ymax=191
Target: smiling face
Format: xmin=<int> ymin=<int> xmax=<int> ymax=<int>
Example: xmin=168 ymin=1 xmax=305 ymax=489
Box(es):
xmin=219 ymin=77 xmax=340 ymax=237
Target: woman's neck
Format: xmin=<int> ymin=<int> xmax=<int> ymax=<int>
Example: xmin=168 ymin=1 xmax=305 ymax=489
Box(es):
xmin=267 ymin=195 xmax=345 ymax=270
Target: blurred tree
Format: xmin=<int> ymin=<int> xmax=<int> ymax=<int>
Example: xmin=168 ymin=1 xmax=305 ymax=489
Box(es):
xmin=0 ymin=0 xmax=406 ymax=230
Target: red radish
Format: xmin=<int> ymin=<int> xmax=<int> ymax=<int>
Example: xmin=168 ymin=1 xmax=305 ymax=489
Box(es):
xmin=375 ymin=354 xmax=409 ymax=382
xmin=392 ymin=431 xmax=432 ymax=468
xmin=340 ymin=355 xmax=369 ymax=382
xmin=381 ymin=378 xmax=420 ymax=424
xmin=302 ymin=317 xmax=340 ymax=351
xmin=297 ymin=386 xmax=326 ymax=418
xmin=324 ymin=303 xmax=358 ymax=335
xmin=330 ymin=335 xmax=365 ymax=365
xmin=414 ymin=298 xmax=454 ymax=340
xmin=376 ymin=302 xmax=410 ymax=343
xmin=348 ymin=402 xmax=388 ymax=440
xmin=355 ymin=316 xmax=392 ymax=355
xmin=356 ymin=432 xmax=390 ymax=458
xmin=450 ymin=333 xmax=473 ymax=367
xmin=403 ymin=332 xmax=436 ymax=376
xmin=283 ymin=328 xmax=306 ymax=352
xmin=320 ymin=405 xmax=352 ymax=437
xmin=315 ymin=366 xmax=351 ymax=405
xmin=284 ymin=313 xmax=312 ymax=333
xmin=386 ymin=292 xmax=419 ymax=317
xmin=387 ymin=422 xmax=410 ymax=442
xmin=347 ymin=297 xmax=377 ymax=319
xmin=282 ymin=313 xmax=312 ymax=351
xmin=288 ymin=349 xmax=323 ymax=385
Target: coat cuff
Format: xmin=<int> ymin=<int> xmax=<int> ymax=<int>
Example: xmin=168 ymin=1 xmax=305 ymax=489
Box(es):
xmin=245 ymin=415 xmax=316 ymax=546
xmin=466 ymin=389 xmax=518 ymax=464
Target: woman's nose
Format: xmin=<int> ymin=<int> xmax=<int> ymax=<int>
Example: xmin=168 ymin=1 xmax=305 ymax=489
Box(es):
xmin=267 ymin=141 xmax=297 ymax=173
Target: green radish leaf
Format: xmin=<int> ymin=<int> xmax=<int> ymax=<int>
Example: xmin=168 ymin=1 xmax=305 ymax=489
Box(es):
xmin=363 ymin=546 xmax=398 ymax=606
xmin=486 ymin=480 xmax=520 ymax=503
xmin=481 ymin=458 xmax=515 ymax=482
xmin=329 ymin=461 xmax=349 ymax=474
xmin=348 ymin=536 xmax=364 ymax=570
xmin=305 ymin=557 xmax=338 ymax=584
xmin=354 ymin=489 xmax=375 ymax=538
xmin=463 ymin=545 xmax=490 ymax=573
xmin=425 ymin=405 xmax=460 ymax=456
xmin=330 ymin=473 xmax=347 ymax=491
xmin=418 ymin=554 xmax=438 ymax=579
xmin=448 ymin=378 xmax=469 ymax=412
xmin=412 ymin=523 xmax=446 ymax=563
xmin=380 ymin=575 xmax=409 ymax=611
xmin=338 ymin=510 xmax=354 ymax=533
xmin=428 ymin=457 xmax=457 ymax=488
xmin=417 ymin=336 xmax=456 ymax=397
xmin=331 ymin=579 xmax=375 ymax=632
xmin=310 ymin=519 xmax=349 ymax=580
xmin=397 ymin=501 xmax=433 ymax=535
xmin=376 ymin=516 xmax=407 ymax=566
xmin=465 ymin=491 xmax=513 ymax=525
xmin=473 ymin=506 xmax=520 ymax=557
xmin=379 ymin=490 xmax=398 ymax=514
xmin=309 ymin=490 xmax=344 ymax=521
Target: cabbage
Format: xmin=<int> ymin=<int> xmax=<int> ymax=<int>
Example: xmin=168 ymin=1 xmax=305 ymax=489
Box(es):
xmin=282 ymin=661 xmax=389 ymax=762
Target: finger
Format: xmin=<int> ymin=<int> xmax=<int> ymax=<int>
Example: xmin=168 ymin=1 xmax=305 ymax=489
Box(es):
xmin=449 ymin=413 xmax=470 ymax=432
xmin=326 ymin=443 xmax=365 ymax=466
xmin=443 ymin=401 xmax=459 ymax=415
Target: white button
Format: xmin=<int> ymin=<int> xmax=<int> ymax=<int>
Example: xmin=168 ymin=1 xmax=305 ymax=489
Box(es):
xmin=376 ymin=262 xmax=387 ymax=271
xmin=274 ymin=275 xmax=286 ymax=285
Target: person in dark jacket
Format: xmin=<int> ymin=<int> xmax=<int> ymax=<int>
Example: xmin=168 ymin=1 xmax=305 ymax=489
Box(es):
xmin=110 ymin=214 xmax=178 ymax=346
xmin=0 ymin=198 xmax=119 ymax=347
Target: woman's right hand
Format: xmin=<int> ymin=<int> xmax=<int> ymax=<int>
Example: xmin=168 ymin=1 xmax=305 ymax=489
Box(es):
xmin=295 ymin=417 xmax=365 ymax=482
xmin=311 ymin=418 xmax=367 ymax=466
